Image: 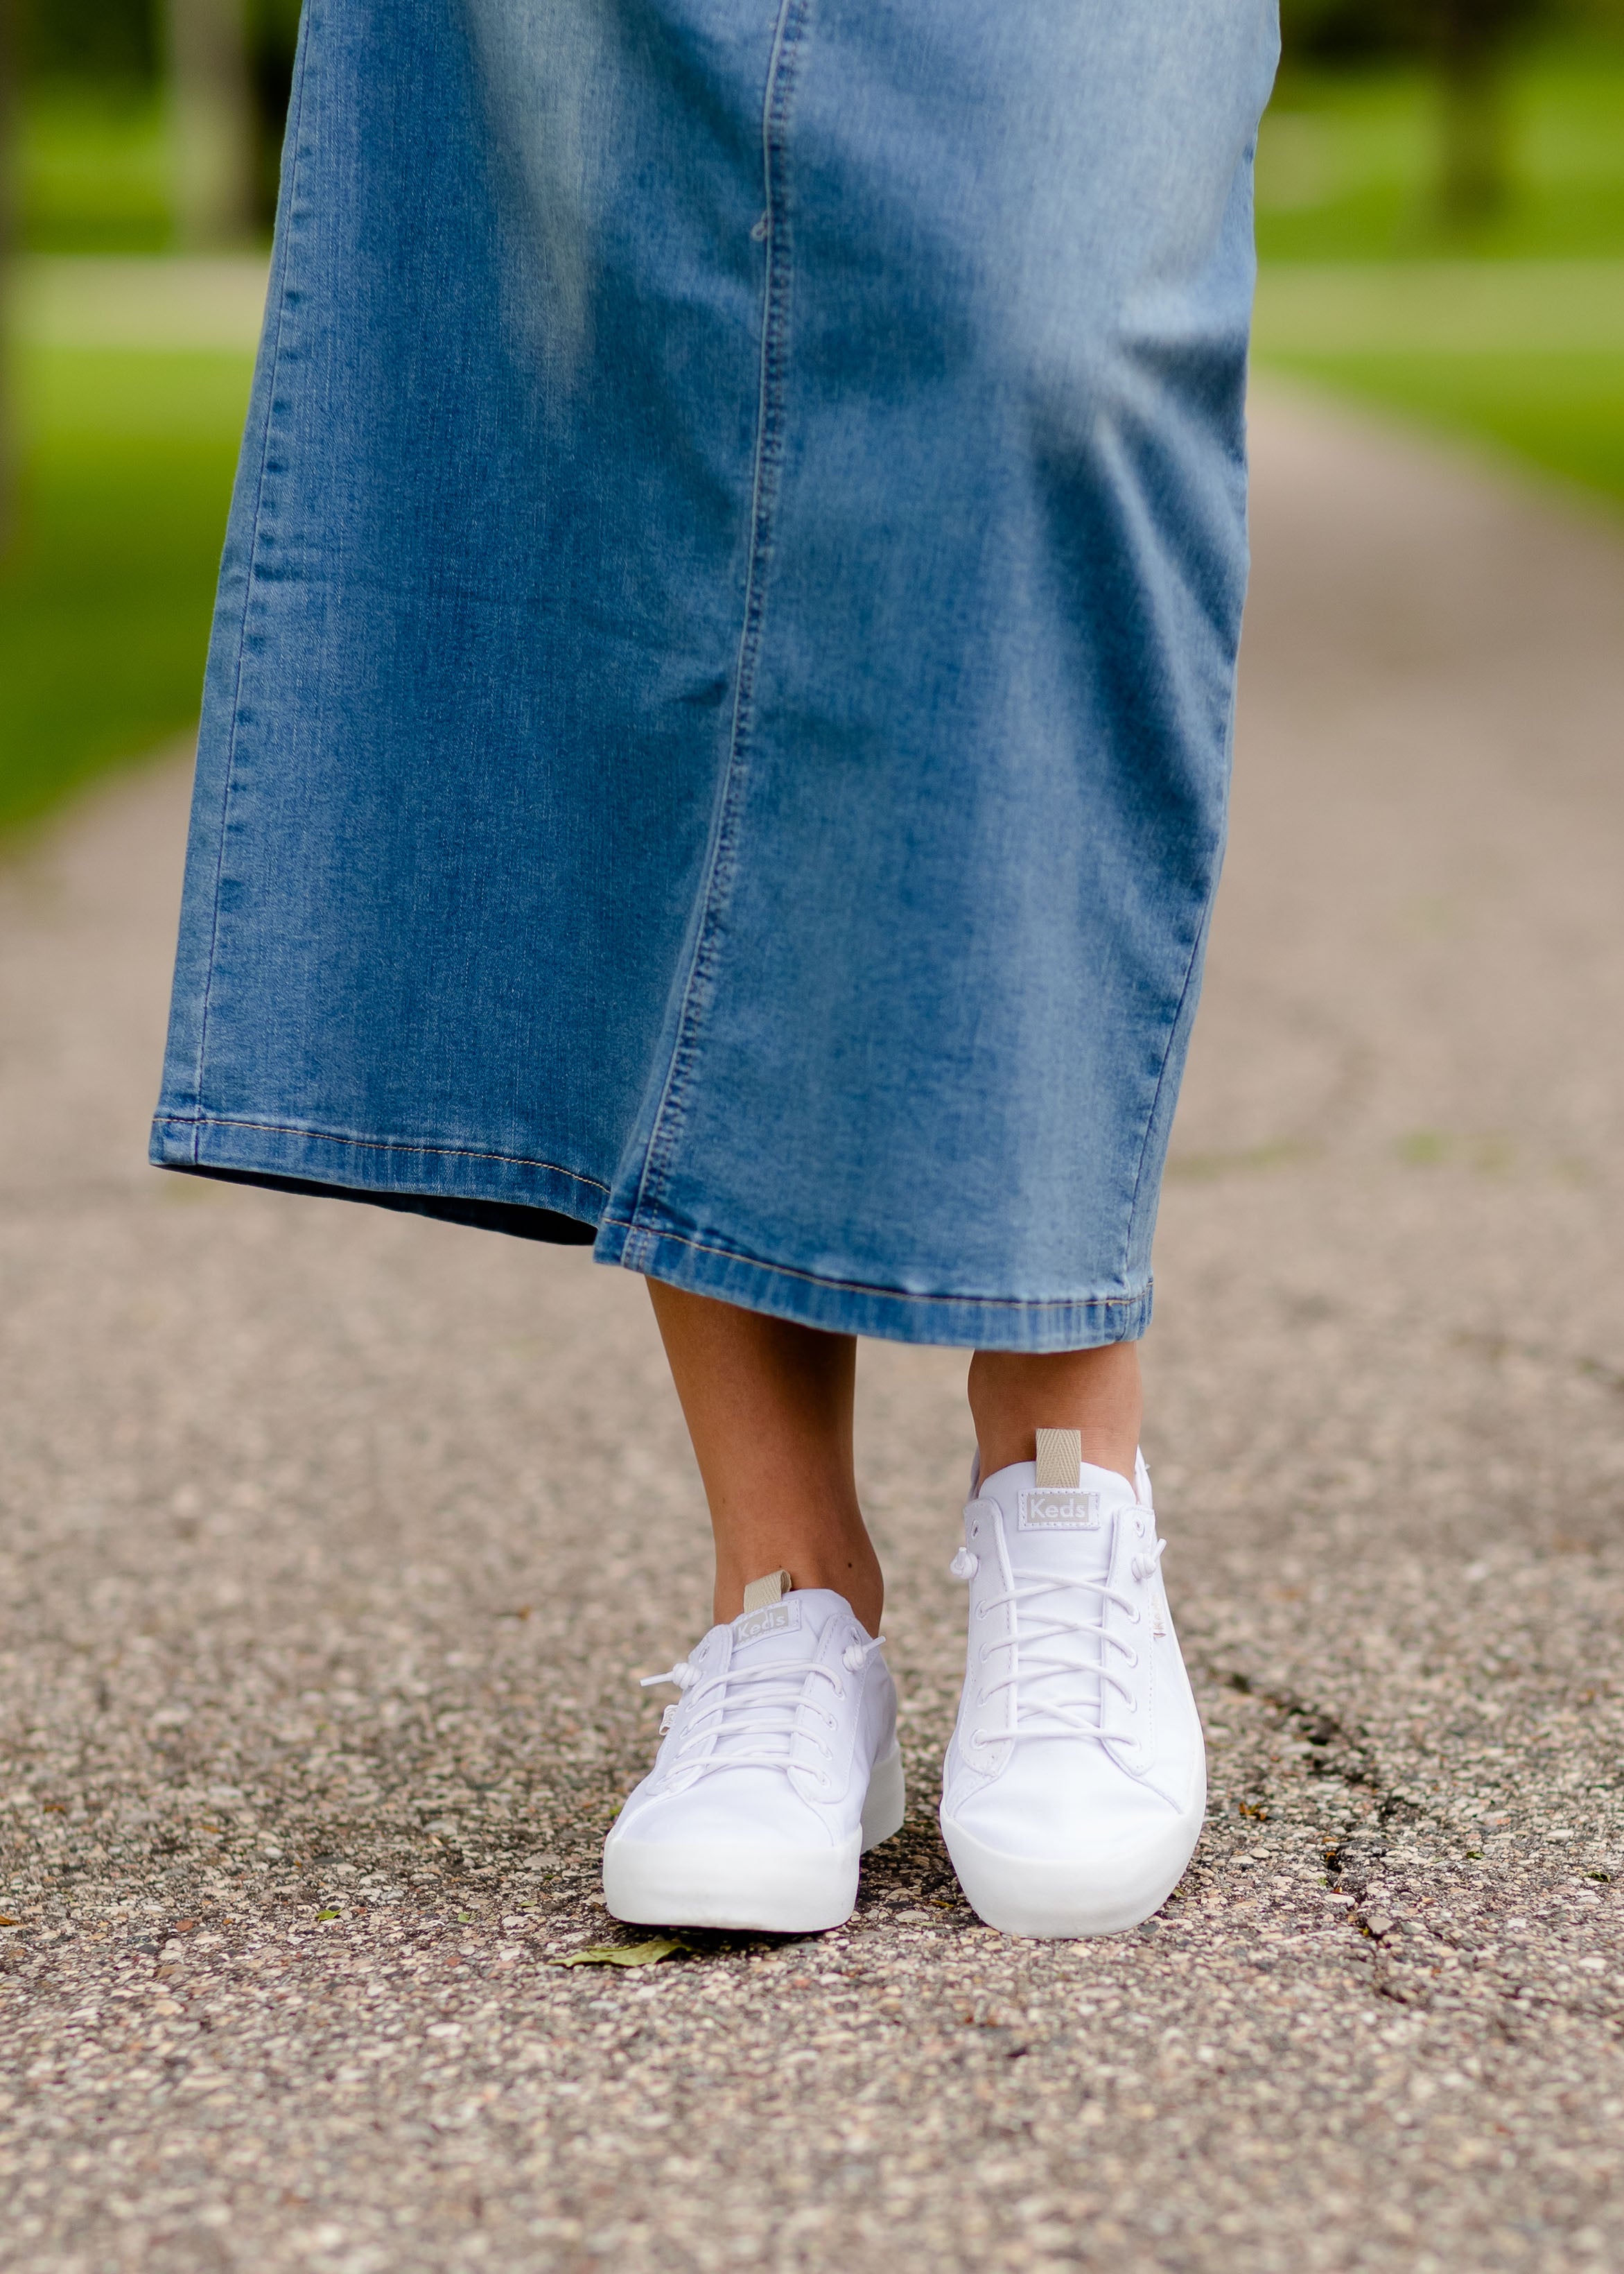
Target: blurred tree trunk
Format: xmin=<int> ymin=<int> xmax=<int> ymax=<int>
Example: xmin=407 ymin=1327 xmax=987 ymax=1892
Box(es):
xmin=1432 ymin=0 xmax=1537 ymax=225
xmin=167 ymin=0 xmax=254 ymax=248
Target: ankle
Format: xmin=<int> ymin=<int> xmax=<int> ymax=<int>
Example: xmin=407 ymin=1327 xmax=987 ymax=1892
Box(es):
xmin=713 ymin=1541 xmax=884 ymax=1635
xmin=967 ymin=1341 xmax=1144 ymax=1488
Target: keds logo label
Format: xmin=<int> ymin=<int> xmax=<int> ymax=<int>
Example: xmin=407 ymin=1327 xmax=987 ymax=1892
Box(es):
xmin=733 ymin=1602 xmax=797 ymax=1647
xmin=1018 ymin=1488 xmax=1102 ymax=1532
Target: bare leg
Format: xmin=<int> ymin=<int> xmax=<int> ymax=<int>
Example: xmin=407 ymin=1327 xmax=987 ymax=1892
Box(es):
xmin=967 ymin=1340 xmax=1143 ymax=1486
xmin=646 ymin=1282 xmax=884 ymax=1633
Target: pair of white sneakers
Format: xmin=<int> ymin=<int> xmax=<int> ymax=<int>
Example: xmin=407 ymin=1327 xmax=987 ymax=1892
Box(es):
xmin=603 ymin=1432 xmax=1206 ymax=1938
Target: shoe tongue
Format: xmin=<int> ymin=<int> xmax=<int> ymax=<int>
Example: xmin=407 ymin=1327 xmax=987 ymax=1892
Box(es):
xmin=979 ymin=1457 xmax=1137 ymax=1579
xmin=727 ymin=1586 xmax=844 ymax=1661
xmin=699 ymin=1590 xmax=846 ymax=1773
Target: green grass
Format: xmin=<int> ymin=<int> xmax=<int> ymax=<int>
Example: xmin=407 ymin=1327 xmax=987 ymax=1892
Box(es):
xmin=0 ymin=347 xmax=253 ymax=831
xmin=1257 ymin=49 xmax=1624 ymax=261
xmin=19 ymin=85 xmax=175 ymax=254
xmin=1257 ymin=344 xmax=1624 ymax=505
xmin=1253 ymin=259 xmax=1624 ymax=504
xmin=1255 ymin=49 xmax=1624 ymax=510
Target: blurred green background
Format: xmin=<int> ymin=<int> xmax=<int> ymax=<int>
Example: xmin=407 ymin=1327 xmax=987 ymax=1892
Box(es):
xmin=1255 ymin=5 xmax=1624 ymax=506
xmin=1 ymin=0 xmax=1623 ymax=833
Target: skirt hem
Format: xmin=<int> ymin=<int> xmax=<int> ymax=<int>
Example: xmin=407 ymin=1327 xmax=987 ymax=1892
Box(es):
xmin=149 ymin=1111 xmax=604 ymax=1239
xmin=150 ymin=1113 xmax=1149 ymax=1349
xmin=595 ymin=1216 xmax=1151 ymax=1353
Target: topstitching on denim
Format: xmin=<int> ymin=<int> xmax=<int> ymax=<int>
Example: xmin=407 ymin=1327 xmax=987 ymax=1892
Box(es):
xmin=619 ymin=1222 xmax=1149 ymax=1312
xmin=623 ymin=0 xmax=812 ymax=1261
xmin=189 ymin=0 xmax=317 ymax=1152
xmin=154 ymin=1113 xmax=611 ymax=1195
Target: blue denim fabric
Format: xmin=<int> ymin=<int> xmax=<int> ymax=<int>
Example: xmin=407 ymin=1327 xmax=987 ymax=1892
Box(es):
xmin=152 ymin=0 xmax=1280 ymax=1351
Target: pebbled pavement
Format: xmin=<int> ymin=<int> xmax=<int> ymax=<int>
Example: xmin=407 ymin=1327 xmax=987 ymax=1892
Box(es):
xmin=2 ymin=387 xmax=1623 ymax=2273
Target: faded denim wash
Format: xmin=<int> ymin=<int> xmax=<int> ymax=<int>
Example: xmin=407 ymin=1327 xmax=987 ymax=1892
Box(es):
xmin=152 ymin=0 xmax=1282 ymax=1350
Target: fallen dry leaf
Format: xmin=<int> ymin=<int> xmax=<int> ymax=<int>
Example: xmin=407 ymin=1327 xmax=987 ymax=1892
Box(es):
xmin=559 ymin=1938 xmax=689 ymax=1968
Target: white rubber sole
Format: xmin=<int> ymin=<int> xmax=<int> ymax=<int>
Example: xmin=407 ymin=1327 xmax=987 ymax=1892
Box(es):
xmin=940 ymin=1780 xmax=1205 ymax=1939
xmin=602 ymin=1744 xmax=906 ymax=1934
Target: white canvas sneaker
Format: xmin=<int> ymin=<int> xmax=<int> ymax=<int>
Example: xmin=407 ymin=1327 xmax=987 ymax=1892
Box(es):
xmin=602 ymin=1576 xmax=905 ymax=1933
xmin=939 ymin=1431 xmax=1205 ymax=1938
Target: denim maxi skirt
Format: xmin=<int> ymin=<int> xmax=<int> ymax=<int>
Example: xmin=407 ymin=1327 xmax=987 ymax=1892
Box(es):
xmin=151 ymin=0 xmax=1280 ymax=1351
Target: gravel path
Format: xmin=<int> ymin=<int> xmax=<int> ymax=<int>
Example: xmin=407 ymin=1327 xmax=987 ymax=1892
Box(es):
xmin=3 ymin=388 xmax=1623 ymax=2274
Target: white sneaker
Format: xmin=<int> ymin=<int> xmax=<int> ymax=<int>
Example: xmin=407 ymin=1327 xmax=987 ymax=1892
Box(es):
xmin=602 ymin=1578 xmax=905 ymax=1933
xmin=939 ymin=1433 xmax=1205 ymax=1938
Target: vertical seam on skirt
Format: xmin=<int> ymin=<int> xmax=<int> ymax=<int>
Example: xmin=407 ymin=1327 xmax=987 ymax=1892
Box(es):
xmin=1120 ymin=718 xmax=1237 ymax=1283
xmin=189 ymin=0 xmax=317 ymax=1160
xmin=624 ymin=0 xmax=812 ymax=1258
xmin=1121 ymin=908 xmax=1206 ymax=1271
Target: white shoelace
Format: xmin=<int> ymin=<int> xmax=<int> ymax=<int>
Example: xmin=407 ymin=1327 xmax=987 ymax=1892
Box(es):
xmin=640 ymin=1636 xmax=884 ymax=1788
xmin=950 ymin=1536 xmax=1166 ymax=1748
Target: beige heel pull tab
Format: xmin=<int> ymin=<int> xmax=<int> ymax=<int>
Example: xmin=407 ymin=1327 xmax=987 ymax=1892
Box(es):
xmin=1035 ymin=1429 xmax=1083 ymax=1488
xmin=741 ymin=1568 xmax=792 ymax=1614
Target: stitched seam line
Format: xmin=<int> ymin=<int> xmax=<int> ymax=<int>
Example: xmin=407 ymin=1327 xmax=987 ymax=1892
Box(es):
xmin=154 ymin=1115 xmax=610 ymax=1194
xmin=189 ymin=1 xmax=316 ymax=1158
xmin=1121 ymin=736 xmax=1235 ymax=1273
xmin=625 ymin=0 xmax=809 ymax=1256
xmin=626 ymin=1224 xmax=1149 ymax=1313
xmin=1121 ymin=910 xmax=1208 ymax=1269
